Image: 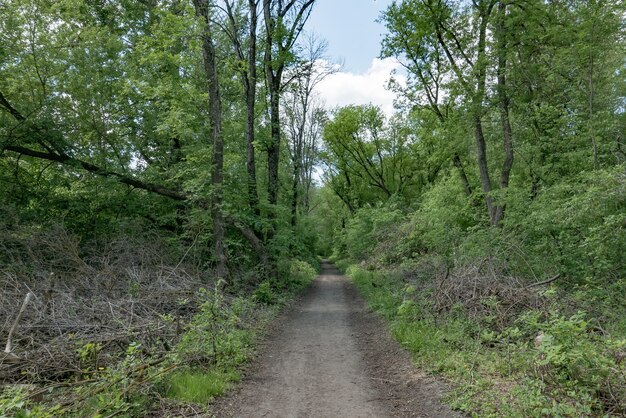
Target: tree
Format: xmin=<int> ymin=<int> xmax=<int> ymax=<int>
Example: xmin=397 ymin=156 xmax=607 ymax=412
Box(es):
xmin=381 ymin=3 xmax=473 ymax=198
xmin=224 ymin=0 xmax=261 ymax=216
xmin=382 ymin=0 xmax=513 ymax=226
xmin=262 ymin=0 xmax=316 ymax=209
xmin=193 ymin=0 xmax=227 ymax=279
xmin=282 ymin=33 xmax=334 ymax=226
xmin=322 ymin=105 xmax=416 ymax=209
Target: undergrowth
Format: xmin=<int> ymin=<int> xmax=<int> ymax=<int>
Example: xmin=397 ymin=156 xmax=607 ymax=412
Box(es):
xmin=343 ymin=262 xmax=626 ymax=417
xmin=0 ymin=228 xmax=319 ymax=418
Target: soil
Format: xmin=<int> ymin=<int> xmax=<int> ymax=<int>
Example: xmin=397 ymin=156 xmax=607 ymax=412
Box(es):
xmin=210 ymin=261 xmax=461 ymax=418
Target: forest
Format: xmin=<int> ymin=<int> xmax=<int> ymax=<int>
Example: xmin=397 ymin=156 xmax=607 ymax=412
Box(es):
xmin=0 ymin=0 xmax=624 ymax=416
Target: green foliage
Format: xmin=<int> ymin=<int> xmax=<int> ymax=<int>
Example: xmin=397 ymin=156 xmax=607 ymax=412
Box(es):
xmin=348 ymin=266 xmax=402 ymax=319
xmin=322 ymin=105 xmax=418 ymax=209
xmin=339 ymin=205 xmax=405 ymax=263
xmin=284 ymin=260 xmax=318 ymax=289
xmin=507 ymin=167 xmax=626 ymax=283
xmin=66 ymin=341 xmax=166 ymax=418
xmin=254 ymin=259 xmax=317 ymax=304
xmin=0 ymin=388 xmax=61 ymax=418
xmin=346 ymin=262 xmax=626 ymax=416
xmin=408 ymin=175 xmax=477 ymax=257
xmin=164 ymin=369 xmax=240 ymax=404
xmin=253 ymin=281 xmax=276 ymax=305
xmin=519 ymin=310 xmax=626 ymax=410
xmin=177 ymin=286 xmax=253 ymax=368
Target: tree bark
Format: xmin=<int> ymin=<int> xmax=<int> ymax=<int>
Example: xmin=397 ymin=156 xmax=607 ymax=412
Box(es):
xmin=453 ymin=153 xmax=473 ymax=197
xmin=494 ymin=0 xmax=514 ymax=226
xmin=472 ymin=3 xmax=497 ymax=225
xmin=194 ymin=0 xmax=227 ymax=279
xmin=246 ymin=0 xmax=260 ymax=216
xmin=262 ymin=0 xmax=316 ymax=208
xmin=224 ymin=0 xmax=260 ymax=217
xmin=267 ymin=80 xmax=281 ymax=207
xmin=264 ymin=0 xmax=279 ymax=208
xmin=291 ymin=156 xmax=300 ymax=227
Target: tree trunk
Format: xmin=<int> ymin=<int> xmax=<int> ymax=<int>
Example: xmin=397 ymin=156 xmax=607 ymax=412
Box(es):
xmin=474 ymin=115 xmax=496 ymax=223
xmin=453 ymin=153 xmax=473 ymax=197
xmin=494 ymin=0 xmax=514 ymax=226
xmin=246 ymin=0 xmax=260 ymax=216
xmin=291 ymin=156 xmax=300 ymax=227
xmin=473 ymin=4 xmax=496 ymax=225
xmin=262 ymin=0 xmax=316 ymax=213
xmin=194 ymin=0 xmax=227 ymax=279
xmin=267 ymin=82 xmax=281 ymax=207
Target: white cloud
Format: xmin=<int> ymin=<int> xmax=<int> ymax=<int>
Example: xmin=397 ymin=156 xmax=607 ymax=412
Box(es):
xmin=315 ymin=58 xmax=405 ymax=117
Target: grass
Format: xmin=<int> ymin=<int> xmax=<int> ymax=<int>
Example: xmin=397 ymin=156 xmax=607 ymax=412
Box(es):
xmin=165 ymin=369 xmax=241 ymax=403
xmin=162 ymin=259 xmax=319 ymax=408
xmin=346 ymin=262 xmax=626 ymax=417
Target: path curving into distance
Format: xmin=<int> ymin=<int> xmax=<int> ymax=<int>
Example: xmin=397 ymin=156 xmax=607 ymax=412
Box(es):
xmin=212 ymin=261 xmax=460 ymax=418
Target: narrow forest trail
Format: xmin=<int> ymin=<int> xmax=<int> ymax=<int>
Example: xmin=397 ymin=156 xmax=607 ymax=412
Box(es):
xmin=211 ymin=261 xmax=459 ymax=418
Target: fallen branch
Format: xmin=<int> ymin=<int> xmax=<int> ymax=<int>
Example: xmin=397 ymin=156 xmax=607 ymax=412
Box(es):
xmin=4 ymin=291 xmax=34 ymax=356
xmin=3 ymin=145 xmax=187 ymax=201
xmin=525 ymin=274 xmax=560 ymax=289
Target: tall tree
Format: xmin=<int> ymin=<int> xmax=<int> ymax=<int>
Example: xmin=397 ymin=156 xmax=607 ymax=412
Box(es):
xmin=283 ymin=34 xmax=334 ymax=226
xmin=224 ymin=0 xmax=261 ymax=216
xmin=493 ymin=0 xmax=513 ymax=224
xmin=381 ymin=4 xmax=473 ymax=198
xmin=262 ymin=0 xmax=316 ymax=208
xmin=193 ymin=0 xmax=227 ymax=279
xmin=382 ymin=0 xmax=513 ymax=226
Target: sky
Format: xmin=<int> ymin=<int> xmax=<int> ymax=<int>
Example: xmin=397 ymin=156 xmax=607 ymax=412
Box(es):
xmin=305 ymin=0 xmax=404 ymax=116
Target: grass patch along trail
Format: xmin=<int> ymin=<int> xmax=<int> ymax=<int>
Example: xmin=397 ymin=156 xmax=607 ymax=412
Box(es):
xmin=212 ymin=261 xmax=459 ymax=417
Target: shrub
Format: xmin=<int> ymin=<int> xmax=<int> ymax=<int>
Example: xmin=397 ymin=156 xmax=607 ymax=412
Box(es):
xmin=176 ymin=285 xmax=253 ymax=368
xmin=252 ymin=281 xmax=276 ymax=305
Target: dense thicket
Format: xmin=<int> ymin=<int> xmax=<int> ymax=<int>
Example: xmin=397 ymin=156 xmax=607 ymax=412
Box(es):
xmin=0 ymin=0 xmax=322 ymax=279
xmin=320 ymin=0 xmax=625 ymax=286
xmin=0 ymin=1 xmax=322 ymax=415
xmin=316 ymin=0 xmax=625 ymax=415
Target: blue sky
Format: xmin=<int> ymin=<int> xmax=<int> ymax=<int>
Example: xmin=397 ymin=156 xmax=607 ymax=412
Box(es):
xmin=306 ymin=0 xmax=405 ymax=116
xmin=307 ymin=0 xmax=394 ymax=72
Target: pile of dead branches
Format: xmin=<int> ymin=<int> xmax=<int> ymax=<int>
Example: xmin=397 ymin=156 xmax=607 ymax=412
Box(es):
xmin=399 ymin=257 xmax=557 ymax=330
xmin=0 ymin=225 xmax=210 ymax=384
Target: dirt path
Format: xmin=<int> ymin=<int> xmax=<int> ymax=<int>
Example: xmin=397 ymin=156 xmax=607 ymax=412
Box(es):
xmin=212 ymin=262 xmax=459 ymax=418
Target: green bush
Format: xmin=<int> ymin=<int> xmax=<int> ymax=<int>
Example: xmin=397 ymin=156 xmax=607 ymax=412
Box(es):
xmin=409 ymin=175 xmax=477 ymax=258
xmin=518 ymin=310 xmax=626 ymax=414
xmin=288 ymin=260 xmax=317 ymax=288
xmin=346 ymin=262 xmax=626 ymax=416
xmin=252 ymin=281 xmax=276 ymax=305
xmin=507 ymin=167 xmax=626 ymax=284
xmin=275 ymin=259 xmax=317 ymax=293
xmin=177 ymin=286 xmax=253 ymax=368
xmin=341 ymin=205 xmax=405 ymax=262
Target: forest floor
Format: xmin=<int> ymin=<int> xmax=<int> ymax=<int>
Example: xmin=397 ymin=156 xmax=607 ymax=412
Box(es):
xmin=210 ymin=261 xmax=460 ymax=417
